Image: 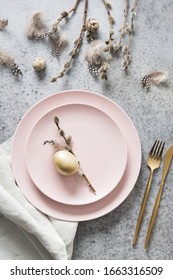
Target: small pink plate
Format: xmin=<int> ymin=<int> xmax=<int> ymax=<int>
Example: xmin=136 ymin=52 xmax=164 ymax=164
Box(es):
xmin=25 ymin=104 xmax=127 ymax=205
xmin=11 ymin=90 xmax=141 ymax=222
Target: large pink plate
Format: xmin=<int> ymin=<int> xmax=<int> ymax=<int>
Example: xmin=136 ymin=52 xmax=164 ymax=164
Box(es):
xmin=11 ymin=90 xmax=141 ymax=221
xmin=25 ymin=103 xmax=127 ymax=205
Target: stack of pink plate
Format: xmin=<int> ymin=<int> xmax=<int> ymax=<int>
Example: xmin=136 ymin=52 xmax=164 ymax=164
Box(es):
xmin=11 ymin=90 xmax=141 ymax=221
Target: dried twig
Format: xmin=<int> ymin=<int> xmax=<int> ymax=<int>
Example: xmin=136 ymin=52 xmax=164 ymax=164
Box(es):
xmin=122 ymin=0 xmax=138 ymax=70
xmin=27 ymin=0 xmax=80 ymax=39
xmin=102 ymin=0 xmax=114 ymax=47
xmin=98 ymin=0 xmax=115 ymax=80
xmin=54 ymin=116 xmax=96 ymax=193
xmin=43 ymin=139 xmax=70 ymax=151
xmin=115 ymin=0 xmax=129 ymax=51
xmin=51 ymin=0 xmax=88 ymax=82
xmin=49 ymin=0 xmax=80 ymax=36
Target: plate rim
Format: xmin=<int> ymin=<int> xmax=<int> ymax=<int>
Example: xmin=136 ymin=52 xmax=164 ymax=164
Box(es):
xmin=11 ymin=90 xmax=141 ymax=221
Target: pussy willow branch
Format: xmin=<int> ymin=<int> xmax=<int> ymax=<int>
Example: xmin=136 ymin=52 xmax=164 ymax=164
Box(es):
xmin=50 ymin=0 xmax=80 ymax=34
xmin=51 ymin=0 xmax=88 ymax=82
xmin=103 ymin=1 xmax=114 ymax=38
xmin=35 ymin=0 xmax=81 ymax=38
xmin=123 ymin=0 xmax=138 ymax=70
xmin=54 ymin=117 xmax=73 ymax=154
xmin=117 ymin=0 xmax=129 ymax=47
xmin=102 ymin=0 xmax=114 ymax=51
xmin=54 ymin=116 xmax=96 ymax=193
xmin=130 ymin=0 xmax=138 ymax=31
xmin=98 ymin=0 xmax=115 ymax=79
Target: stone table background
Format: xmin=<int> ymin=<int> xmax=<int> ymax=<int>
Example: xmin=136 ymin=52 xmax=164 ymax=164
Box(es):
xmin=0 ymin=0 xmax=173 ymax=259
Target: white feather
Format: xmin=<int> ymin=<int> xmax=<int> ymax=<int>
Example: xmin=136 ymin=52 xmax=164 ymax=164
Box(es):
xmin=149 ymin=71 xmax=169 ymax=85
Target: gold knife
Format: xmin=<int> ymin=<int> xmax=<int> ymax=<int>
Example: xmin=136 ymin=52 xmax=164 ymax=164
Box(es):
xmin=145 ymin=145 xmax=173 ymax=249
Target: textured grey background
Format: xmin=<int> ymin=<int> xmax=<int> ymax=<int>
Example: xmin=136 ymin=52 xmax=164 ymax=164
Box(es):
xmin=0 ymin=0 xmax=173 ymax=259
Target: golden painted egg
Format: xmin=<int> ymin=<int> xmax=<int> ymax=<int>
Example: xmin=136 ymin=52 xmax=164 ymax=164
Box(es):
xmin=53 ymin=150 xmax=79 ymax=176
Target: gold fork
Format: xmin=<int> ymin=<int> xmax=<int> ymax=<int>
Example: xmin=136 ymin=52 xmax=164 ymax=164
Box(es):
xmin=133 ymin=140 xmax=165 ymax=247
xmin=145 ymin=145 xmax=173 ymax=249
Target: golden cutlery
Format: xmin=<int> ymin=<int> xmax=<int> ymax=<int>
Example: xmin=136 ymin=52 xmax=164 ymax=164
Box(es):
xmin=145 ymin=144 xmax=173 ymax=249
xmin=133 ymin=140 xmax=165 ymax=247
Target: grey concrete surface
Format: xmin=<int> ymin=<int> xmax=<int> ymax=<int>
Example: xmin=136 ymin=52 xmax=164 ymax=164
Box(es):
xmin=1 ymin=0 xmax=173 ymax=259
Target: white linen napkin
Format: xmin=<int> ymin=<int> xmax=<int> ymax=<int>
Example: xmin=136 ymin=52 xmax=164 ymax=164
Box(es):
xmin=0 ymin=138 xmax=78 ymax=260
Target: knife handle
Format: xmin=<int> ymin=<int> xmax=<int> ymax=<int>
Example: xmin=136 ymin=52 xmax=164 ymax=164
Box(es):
xmin=144 ymin=182 xmax=163 ymax=249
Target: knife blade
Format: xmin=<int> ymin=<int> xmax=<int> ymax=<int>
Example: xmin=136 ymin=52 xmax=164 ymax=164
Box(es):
xmin=145 ymin=145 xmax=173 ymax=248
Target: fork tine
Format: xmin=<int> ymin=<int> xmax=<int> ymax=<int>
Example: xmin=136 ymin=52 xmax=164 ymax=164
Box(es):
xmin=154 ymin=141 xmax=164 ymax=159
xmin=152 ymin=140 xmax=160 ymax=157
xmin=154 ymin=140 xmax=162 ymax=159
xmin=157 ymin=141 xmax=165 ymax=159
xmin=149 ymin=140 xmax=158 ymax=156
xmin=149 ymin=140 xmax=165 ymax=160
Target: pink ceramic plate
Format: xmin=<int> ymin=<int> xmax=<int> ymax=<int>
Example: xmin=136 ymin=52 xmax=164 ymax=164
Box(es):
xmin=25 ymin=104 xmax=127 ymax=205
xmin=11 ymin=90 xmax=141 ymax=221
